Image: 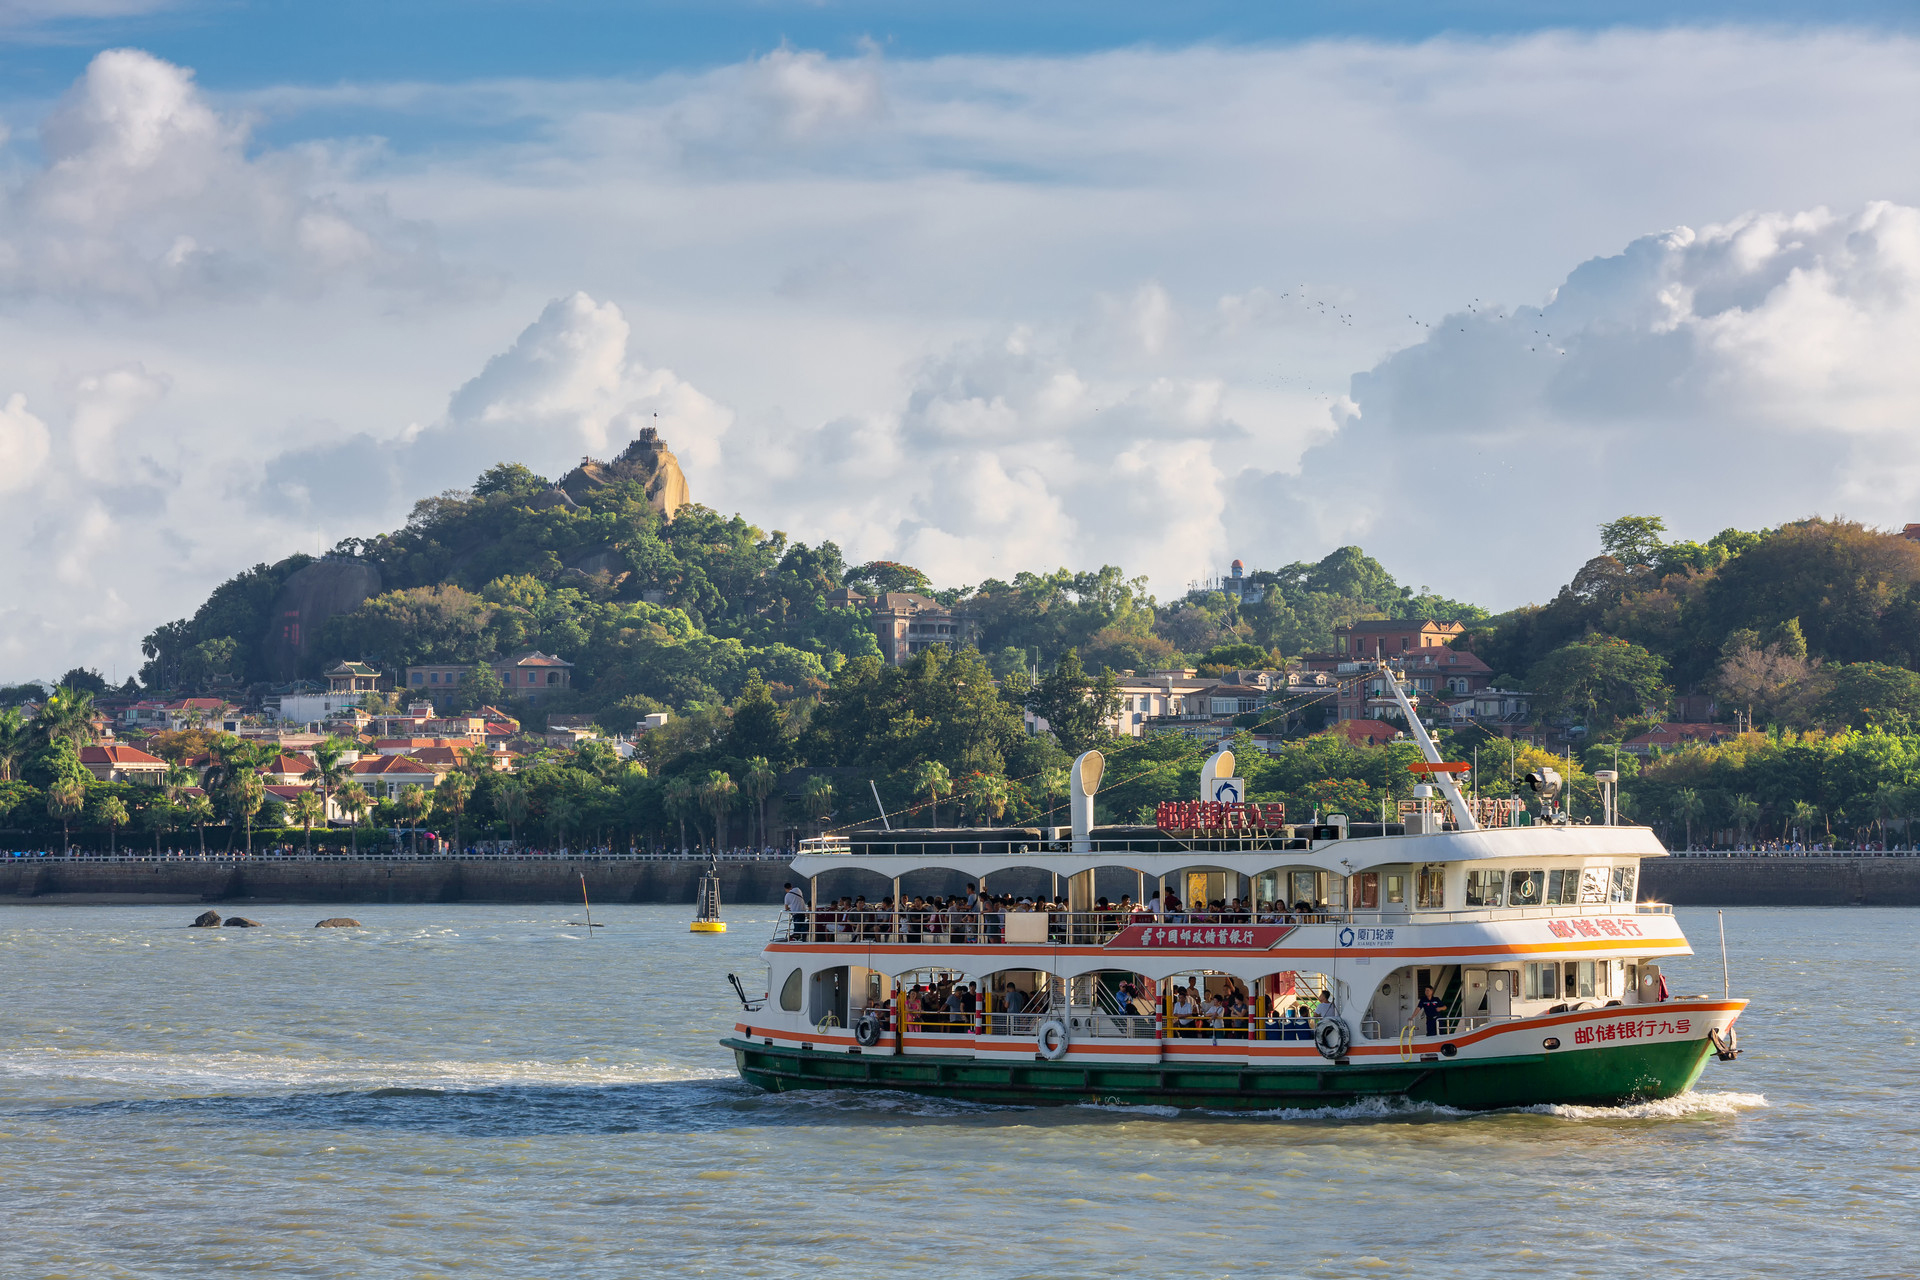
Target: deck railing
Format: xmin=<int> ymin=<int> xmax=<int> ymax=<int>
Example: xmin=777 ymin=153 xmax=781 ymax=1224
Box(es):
xmin=774 ymin=901 xmax=1669 ymax=943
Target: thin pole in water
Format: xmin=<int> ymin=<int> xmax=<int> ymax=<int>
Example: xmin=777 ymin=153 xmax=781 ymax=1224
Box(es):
xmin=582 ymin=872 xmax=593 ymax=936
xmin=1717 ymin=910 xmax=1729 ymax=999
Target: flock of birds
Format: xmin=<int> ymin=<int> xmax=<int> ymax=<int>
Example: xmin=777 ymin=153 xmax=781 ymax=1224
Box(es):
xmin=1244 ymin=287 xmax=1575 ymax=399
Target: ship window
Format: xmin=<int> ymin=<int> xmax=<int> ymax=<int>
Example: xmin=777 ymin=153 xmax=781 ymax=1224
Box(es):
xmin=1353 ymin=873 xmax=1378 ymax=909
xmin=1523 ymin=961 xmax=1559 ymax=1001
xmin=1571 ymin=961 xmax=1597 ymax=999
xmin=1416 ymin=865 xmax=1446 ymax=910
xmin=1579 ymin=867 xmax=1609 ymax=904
xmin=1385 ymin=874 xmax=1405 ymax=905
xmin=1508 ymin=870 xmax=1546 ymax=906
xmin=779 ymin=967 xmax=803 ymax=1011
xmin=1465 ymin=869 xmax=1504 ymax=907
xmin=1547 ymin=869 xmax=1580 ymax=905
xmin=1609 ymin=865 xmax=1637 ymax=903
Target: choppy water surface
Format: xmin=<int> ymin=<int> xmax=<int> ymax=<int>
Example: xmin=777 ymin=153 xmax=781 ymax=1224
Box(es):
xmin=1 ymin=903 xmax=1914 ymax=1278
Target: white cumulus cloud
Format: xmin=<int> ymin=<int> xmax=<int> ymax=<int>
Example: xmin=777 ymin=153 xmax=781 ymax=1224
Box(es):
xmin=1256 ymin=202 xmax=1920 ymax=606
xmin=0 ymin=48 xmax=457 ymax=305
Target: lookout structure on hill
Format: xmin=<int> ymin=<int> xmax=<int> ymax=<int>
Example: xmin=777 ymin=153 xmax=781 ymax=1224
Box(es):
xmin=528 ymin=427 xmax=690 ymax=522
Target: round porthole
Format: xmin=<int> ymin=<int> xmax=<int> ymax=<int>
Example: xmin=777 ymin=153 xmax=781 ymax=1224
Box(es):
xmin=1543 ymin=1037 xmax=1561 ymax=1050
xmin=1440 ymin=1043 xmax=1458 ymax=1058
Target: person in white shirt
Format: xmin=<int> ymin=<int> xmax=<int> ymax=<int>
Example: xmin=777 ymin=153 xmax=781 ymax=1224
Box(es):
xmin=782 ymin=882 xmax=808 ymax=941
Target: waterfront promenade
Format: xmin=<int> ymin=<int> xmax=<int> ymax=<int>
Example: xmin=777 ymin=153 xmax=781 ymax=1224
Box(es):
xmin=5 ymin=846 xmax=1920 ymax=906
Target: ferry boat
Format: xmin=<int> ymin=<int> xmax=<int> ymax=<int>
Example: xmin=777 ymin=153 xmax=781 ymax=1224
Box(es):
xmin=721 ymin=666 xmax=1746 ymax=1111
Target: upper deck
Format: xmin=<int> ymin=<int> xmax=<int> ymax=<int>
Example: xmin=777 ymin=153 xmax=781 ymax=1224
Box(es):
xmin=789 ymin=822 xmax=1669 ymax=880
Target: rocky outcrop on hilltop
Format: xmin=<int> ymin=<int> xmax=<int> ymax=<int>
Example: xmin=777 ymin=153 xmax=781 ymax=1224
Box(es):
xmin=546 ymin=427 xmax=691 ymax=521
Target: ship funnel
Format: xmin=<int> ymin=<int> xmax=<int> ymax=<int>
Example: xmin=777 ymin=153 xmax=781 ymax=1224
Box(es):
xmin=1199 ymin=749 xmax=1235 ymax=801
xmin=1070 ymin=749 xmax=1105 ymax=853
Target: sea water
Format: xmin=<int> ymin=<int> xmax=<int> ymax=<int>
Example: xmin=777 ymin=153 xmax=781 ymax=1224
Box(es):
xmin=0 ymin=903 xmax=1913 ymax=1278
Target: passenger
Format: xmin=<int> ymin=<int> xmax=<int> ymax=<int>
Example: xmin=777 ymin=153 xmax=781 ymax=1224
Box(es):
xmin=902 ymin=985 xmax=923 ymax=1031
xmin=1204 ymin=992 xmax=1226 ymax=1038
xmin=943 ymin=984 xmax=966 ymax=1029
xmin=1418 ymin=985 xmax=1445 ymax=1037
xmin=1004 ymin=984 xmax=1028 ymax=1018
xmin=783 ymin=882 xmax=809 ymax=941
xmin=1172 ymin=987 xmax=1198 ymax=1038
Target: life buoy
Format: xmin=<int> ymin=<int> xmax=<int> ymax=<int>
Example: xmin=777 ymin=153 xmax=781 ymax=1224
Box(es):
xmin=1314 ymin=1017 xmax=1351 ymax=1060
xmin=854 ymin=1013 xmax=883 ymax=1047
xmin=1037 ymin=1018 xmax=1070 ymax=1060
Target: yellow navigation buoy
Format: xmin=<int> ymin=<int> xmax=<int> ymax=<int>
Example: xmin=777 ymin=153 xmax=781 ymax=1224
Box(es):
xmin=691 ymin=864 xmax=726 ymax=933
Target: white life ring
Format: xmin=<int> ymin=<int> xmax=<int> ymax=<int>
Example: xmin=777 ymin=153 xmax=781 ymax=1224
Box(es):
xmin=1315 ymin=1017 xmax=1352 ymax=1060
xmin=1037 ymin=1018 xmax=1070 ymax=1060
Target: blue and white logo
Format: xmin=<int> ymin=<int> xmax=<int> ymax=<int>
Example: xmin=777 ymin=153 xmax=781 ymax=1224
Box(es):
xmin=1211 ymin=777 xmax=1244 ymax=803
xmin=1337 ymin=926 xmax=1356 ymax=947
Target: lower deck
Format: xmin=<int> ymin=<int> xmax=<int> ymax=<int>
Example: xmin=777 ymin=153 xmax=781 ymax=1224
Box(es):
xmin=724 ymin=1022 xmax=1725 ymax=1110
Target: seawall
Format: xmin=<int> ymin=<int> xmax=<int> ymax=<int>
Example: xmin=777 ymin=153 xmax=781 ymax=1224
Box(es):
xmin=0 ymin=859 xmax=797 ymax=906
xmin=1640 ymin=856 xmax=1920 ymax=906
xmin=6 ymin=855 xmax=1920 ymax=907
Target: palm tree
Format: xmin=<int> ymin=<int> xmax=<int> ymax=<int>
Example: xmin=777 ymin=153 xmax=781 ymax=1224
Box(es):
xmin=34 ymin=686 xmax=96 ymax=752
xmin=1670 ymin=787 xmax=1704 ymax=849
xmin=435 ymin=771 xmax=474 ymax=854
xmin=90 ymin=793 xmax=129 ymax=855
xmin=497 ymin=777 xmax=530 ymax=850
xmin=0 ymin=706 xmax=27 ymax=781
xmin=335 ymin=781 xmax=371 ymax=854
xmin=1789 ymin=800 xmax=1820 ymax=846
xmin=162 ymin=763 xmax=195 ymax=806
xmin=700 ymin=770 xmax=738 ymax=853
xmin=664 ymin=776 xmax=694 ymax=853
xmin=399 ymin=785 xmax=432 ymax=855
xmin=47 ymin=780 xmax=85 ymax=854
xmin=912 ymin=760 xmax=952 ymax=828
xmin=227 ymin=770 xmax=265 ymax=856
xmin=302 ymin=738 xmax=353 ymax=817
xmin=743 ymin=756 xmax=777 ymax=849
xmin=145 ymin=798 xmax=176 ymax=857
xmin=1729 ymin=794 xmax=1760 ymax=847
xmin=290 ymin=789 xmax=326 ymax=854
xmin=1038 ymin=765 xmax=1069 ymax=827
xmin=964 ymin=772 xmax=1009 ymax=827
xmin=1871 ymin=784 xmax=1902 ymax=849
xmin=184 ymin=794 xmax=214 ymax=855
xmin=546 ymin=796 xmax=578 ymax=852
xmin=802 ymin=776 xmax=835 ymax=838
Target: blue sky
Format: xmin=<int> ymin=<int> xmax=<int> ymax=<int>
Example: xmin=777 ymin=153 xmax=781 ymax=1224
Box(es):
xmin=0 ymin=3 xmax=1917 ymax=681
xmin=6 ymin=1 xmax=1918 ymax=91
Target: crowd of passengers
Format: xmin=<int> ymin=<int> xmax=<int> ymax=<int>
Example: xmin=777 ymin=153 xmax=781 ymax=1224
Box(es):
xmin=874 ymin=973 xmax=1333 ymax=1039
xmin=782 ymin=883 xmax=1335 ymax=943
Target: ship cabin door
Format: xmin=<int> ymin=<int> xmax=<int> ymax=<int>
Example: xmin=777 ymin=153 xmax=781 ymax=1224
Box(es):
xmin=810 ymin=966 xmax=849 ymax=1028
xmin=1461 ymin=967 xmax=1515 ymax=1022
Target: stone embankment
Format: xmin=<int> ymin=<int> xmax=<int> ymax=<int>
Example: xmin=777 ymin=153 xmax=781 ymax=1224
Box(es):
xmin=1640 ymin=855 xmax=1920 ymax=906
xmin=0 ymin=858 xmax=796 ymax=905
xmin=6 ymin=853 xmax=1920 ymax=907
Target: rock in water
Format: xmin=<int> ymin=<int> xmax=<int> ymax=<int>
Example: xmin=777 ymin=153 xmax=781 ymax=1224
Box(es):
xmin=190 ymin=910 xmax=223 ymax=928
xmin=223 ymin=916 xmax=263 ymax=928
xmin=314 ymin=917 xmax=361 ymax=928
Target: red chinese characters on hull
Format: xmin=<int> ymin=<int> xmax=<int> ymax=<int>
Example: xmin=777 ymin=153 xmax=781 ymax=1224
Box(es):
xmin=1546 ymin=918 xmax=1644 ymax=939
xmin=1104 ymin=924 xmax=1295 ymax=950
xmin=1572 ymin=1016 xmax=1692 ymax=1046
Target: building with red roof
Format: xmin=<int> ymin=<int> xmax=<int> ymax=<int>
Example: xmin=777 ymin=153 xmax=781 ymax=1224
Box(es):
xmin=80 ymin=743 xmax=169 ymax=784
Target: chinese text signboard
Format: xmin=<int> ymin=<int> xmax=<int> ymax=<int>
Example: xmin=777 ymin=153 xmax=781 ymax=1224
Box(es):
xmin=1105 ymin=924 xmax=1294 ymax=950
xmin=1156 ymin=801 xmax=1286 ymax=833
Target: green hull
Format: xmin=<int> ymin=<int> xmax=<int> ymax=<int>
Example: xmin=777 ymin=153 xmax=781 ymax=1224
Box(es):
xmin=722 ymin=1037 xmax=1715 ymax=1112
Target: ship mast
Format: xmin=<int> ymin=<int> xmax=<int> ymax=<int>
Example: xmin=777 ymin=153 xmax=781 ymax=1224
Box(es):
xmin=1383 ymin=663 xmax=1478 ymax=831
